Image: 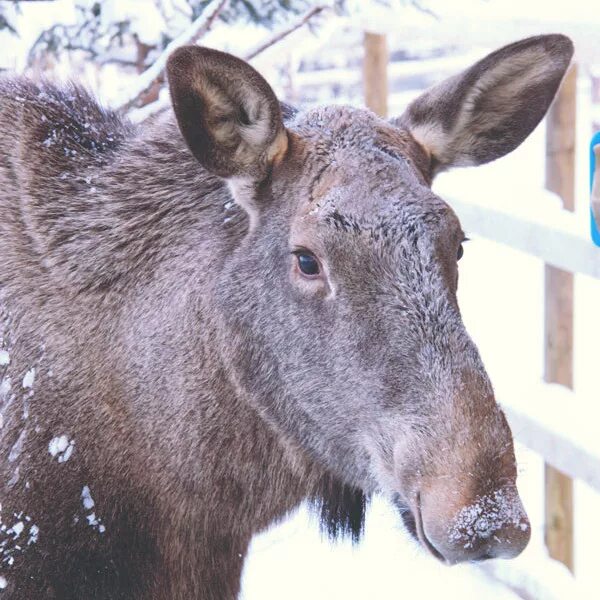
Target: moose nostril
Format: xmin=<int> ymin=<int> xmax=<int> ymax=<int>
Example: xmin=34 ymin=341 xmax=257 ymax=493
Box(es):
xmin=413 ymin=493 xmax=447 ymax=564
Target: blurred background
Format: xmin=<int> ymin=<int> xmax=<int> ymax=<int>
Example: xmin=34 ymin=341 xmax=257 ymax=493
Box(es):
xmin=1 ymin=1 xmax=599 ymax=598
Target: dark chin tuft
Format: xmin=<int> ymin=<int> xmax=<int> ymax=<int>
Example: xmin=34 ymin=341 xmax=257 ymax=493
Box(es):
xmin=311 ymin=474 xmax=368 ymax=544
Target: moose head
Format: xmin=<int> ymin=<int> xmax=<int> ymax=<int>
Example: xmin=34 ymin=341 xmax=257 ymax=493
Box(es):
xmin=164 ymin=34 xmax=573 ymax=565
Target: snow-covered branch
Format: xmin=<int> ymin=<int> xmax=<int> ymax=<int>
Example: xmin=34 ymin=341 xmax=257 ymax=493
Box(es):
xmin=243 ymin=5 xmax=329 ymax=61
xmin=114 ymin=0 xmax=229 ymax=112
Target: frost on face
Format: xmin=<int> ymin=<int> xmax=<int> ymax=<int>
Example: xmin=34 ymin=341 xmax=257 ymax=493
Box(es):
xmin=447 ymin=488 xmax=529 ymax=549
xmin=48 ymin=435 xmax=75 ymax=463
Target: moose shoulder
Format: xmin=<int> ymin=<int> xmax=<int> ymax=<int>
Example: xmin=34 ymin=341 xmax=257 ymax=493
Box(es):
xmin=0 ymin=35 xmax=573 ymax=598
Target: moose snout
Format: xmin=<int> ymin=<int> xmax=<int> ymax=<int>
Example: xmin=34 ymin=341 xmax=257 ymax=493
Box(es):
xmin=416 ymin=484 xmax=530 ymax=565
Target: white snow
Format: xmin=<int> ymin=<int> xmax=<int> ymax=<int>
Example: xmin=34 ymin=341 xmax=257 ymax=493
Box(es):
xmin=8 ymin=521 xmax=24 ymax=539
xmin=446 ymin=189 xmax=600 ymax=280
xmin=48 ymin=435 xmax=74 ymax=462
xmin=495 ymin=380 xmax=600 ymax=493
xmin=0 ymin=350 xmax=9 ymax=366
xmin=241 ymin=498 xmax=525 ymax=600
xmin=0 ymin=377 xmax=10 ymax=397
xmin=481 ymin=538 xmax=585 ymax=600
xmin=81 ymin=486 xmax=105 ymax=533
xmin=0 ymin=576 xmax=6 ymax=589
xmin=59 ymin=441 xmax=75 ymax=463
xmin=8 ymin=430 xmax=27 ymax=463
xmin=48 ymin=435 xmax=68 ymax=456
xmin=448 ymin=488 xmax=528 ymax=548
xmin=27 ymin=524 xmax=39 ymax=545
xmin=85 ymin=512 xmax=105 ymax=534
xmin=99 ymin=0 xmax=166 ymax=46
xmin=81 ymin=486 xmax=95 ymax=510
xmin=111 ymin=0 xmax=227 ymax=109
xmin=6 ymin=467 xmax=19 ymax=489
xmin=22 ymin=368 xmax=35 ymax=389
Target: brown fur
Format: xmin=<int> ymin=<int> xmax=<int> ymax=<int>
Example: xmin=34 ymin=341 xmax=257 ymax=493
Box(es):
xmin=0 ymin=36 xmax=573 ymax=598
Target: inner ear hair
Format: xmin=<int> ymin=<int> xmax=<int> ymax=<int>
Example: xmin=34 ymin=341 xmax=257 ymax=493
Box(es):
xmin=395 ymin=34 xmax=574 ymax=174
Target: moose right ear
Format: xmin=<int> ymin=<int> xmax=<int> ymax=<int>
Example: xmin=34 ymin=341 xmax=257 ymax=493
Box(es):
xmin=395 ymin=34 xmax=574 ymax=176
xmin=166 ymin=46 xmax=288 ymax=181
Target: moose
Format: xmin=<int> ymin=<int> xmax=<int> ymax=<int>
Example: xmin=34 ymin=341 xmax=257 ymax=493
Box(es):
xmin=0 ymin=34 xmax=573 ymax=598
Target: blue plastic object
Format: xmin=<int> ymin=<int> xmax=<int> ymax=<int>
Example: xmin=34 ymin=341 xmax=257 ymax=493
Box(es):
xmin=590 ymin=131 xmax=600 ymax=246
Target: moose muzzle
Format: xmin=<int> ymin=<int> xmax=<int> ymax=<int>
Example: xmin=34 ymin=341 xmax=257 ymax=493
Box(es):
xmin=416 ymin=482 xmax=531 ymax=564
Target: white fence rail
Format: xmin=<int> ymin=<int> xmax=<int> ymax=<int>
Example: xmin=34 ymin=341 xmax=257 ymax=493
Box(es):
xmin=448 ymin=190 xmax=599 ymax=600
xmin=500 ymin=381 xmax=600 ymax=494
xmin=449 ymin=190 xmax=600 ymax=280
xmin=295 ymin=50 xmax=480 ymax=89
xmin=448 ymin=190 xmax=600 ymax=495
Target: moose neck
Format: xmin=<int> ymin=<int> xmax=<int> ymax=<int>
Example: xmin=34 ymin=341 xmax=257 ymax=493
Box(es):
xmin=3 ymin=92 xmax=359 ymax=593
xmin=88 ymin=114 xmax=323 ymax=504
xmin=4 ymin=99 xmax=321 ymax=546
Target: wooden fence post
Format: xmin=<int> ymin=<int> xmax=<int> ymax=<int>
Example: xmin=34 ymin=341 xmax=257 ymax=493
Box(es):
xmin=544 ymin=63 xmax=577 ymax=573
xmin=363 ymin=32 xmax=388 ymax=118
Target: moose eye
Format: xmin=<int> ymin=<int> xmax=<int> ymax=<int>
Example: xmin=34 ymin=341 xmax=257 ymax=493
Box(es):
xmin=295 ymin=251 xmax=320 ymax=276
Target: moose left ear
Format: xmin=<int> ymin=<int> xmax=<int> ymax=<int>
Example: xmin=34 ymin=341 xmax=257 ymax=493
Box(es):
xmin=166 ymin=46 xmax=288 ymax=181
xmin=394 ymin=34 xmax=574 ymax=176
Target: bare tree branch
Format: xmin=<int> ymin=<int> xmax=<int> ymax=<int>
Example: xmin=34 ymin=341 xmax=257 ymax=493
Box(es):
xmin=408 ymin=0 xmax=439 ymax=21
xmin=244 ymin=5 xmax=329 ymax=61
xmin=115 ymin=0 xmax=229 ymax=113
xmin=129 ymin=94 xmax=171 ymax=124
xmin=98 ymin=57 xmax=139 ymax=68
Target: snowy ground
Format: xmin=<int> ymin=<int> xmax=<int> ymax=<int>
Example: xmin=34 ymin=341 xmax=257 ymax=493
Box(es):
xmin=241 ymin=498 xmax=525 ymax=600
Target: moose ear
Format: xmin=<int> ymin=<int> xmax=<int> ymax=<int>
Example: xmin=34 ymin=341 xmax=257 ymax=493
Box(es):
xmin=395 ymin=34 xmax=574 ymax=176
xmin=166 ymin=46 xmax=288 ymax=181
